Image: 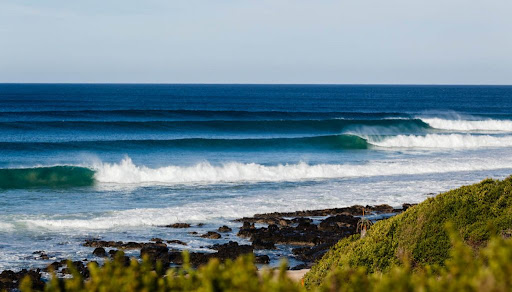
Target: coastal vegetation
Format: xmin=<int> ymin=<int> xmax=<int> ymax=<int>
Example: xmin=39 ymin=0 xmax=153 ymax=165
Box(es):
xmin=305 ymin=176 xmax=512 ymax=287
xmin=15 ymin=176 xmax=512 ymax=291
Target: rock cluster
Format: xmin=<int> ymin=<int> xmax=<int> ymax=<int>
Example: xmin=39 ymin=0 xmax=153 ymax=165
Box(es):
xmin=0 ymin=203 xmax=413 ymax=287
xmin=0 ymin=269 xmax=44 ymax=291
xmin=236 ymin=204 xmax=409 ymax=267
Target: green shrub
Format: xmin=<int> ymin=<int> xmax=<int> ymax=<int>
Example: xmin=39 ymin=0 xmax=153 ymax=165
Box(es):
xmin=19 ymin=233 xmax=512 ymax=292
xmin=305 ymin=176 xmax=512 ymax=288
xmin=20 ymin=253 xmax=304 ymax=292
xmin=315 ymin=227 xmax=512 ymax=292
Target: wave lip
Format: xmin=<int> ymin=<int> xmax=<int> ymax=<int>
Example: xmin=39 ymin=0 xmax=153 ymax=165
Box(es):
xmin=0 ymin=166 xmax=95 ymax=189
xmin=369 ymin=134 xmax=512 ymax=149
xmin=420 ymin=118 xmax=512 ymax=131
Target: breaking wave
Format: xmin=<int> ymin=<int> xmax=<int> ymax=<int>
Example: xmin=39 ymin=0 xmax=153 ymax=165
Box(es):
xmin=370 ymin=134 xmax=512 ymax=149
xmin=420 ymin=118 xmax=512 ymax=131
xmin=93 ymin=157 xmax=512 ymax=185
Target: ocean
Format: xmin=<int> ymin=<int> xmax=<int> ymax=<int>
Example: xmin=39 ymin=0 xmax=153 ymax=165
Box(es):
xmin=1 ymin=84 xmax=512 ymax=271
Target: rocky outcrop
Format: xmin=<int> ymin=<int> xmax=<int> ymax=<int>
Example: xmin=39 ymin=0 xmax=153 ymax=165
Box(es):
xmin=0 ymin=269 xmax=44 ymax=291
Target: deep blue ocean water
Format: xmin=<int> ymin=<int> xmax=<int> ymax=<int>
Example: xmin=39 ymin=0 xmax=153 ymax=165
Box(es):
xmin=1 ymin=84 xmax=512 ymax=270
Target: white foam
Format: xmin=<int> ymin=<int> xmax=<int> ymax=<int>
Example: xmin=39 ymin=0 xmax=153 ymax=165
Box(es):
xmin=15 ymin=180 xmax=440 ymax=230
xmin=20 ymin=170 xmax=511 ymax=231
xmin=0 ymin=222 xmax=14 ymax=232
xmin=421 ymin=118 xmax=512 ymax=132
xmin=93 ymin=156 xmax=512 ymax=185
xmin=369 ymin=134 xmax=512 ymax=149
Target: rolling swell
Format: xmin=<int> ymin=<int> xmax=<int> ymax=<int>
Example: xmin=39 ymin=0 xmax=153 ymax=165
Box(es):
xmin=0 ymin=135 xmax=370 ymax=151
xmin=0 ymin=109 xmax=408 ymax=122
xmin=0 ymin=119 xmax=429 ymax=134
xmin=0 ymin=166 xmax=95 ymax=189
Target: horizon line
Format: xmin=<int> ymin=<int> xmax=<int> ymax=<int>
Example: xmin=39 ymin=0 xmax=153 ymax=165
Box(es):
xmin=1 ymin=82 xmax=512 ymax=86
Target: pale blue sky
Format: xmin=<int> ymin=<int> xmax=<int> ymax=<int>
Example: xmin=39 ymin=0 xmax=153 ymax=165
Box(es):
xmin=1 ymin=0 xmax=511 ymax=84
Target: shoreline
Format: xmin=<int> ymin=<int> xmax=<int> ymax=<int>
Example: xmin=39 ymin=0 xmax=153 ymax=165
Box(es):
xmin=0 ymin=203 xmax=413 ymax=289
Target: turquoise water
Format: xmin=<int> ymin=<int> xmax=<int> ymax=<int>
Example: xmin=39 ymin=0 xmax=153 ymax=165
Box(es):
xmin=1 ymin=84 xmax=512 ymax=270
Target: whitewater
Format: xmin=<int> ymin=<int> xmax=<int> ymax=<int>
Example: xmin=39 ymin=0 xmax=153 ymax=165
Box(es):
xmin=420 ymin=117 xmax=512 ymax=132
xmin=368 ymin=133 xmax=512 ymax=149
xmin=93 ymin=156 xmax=512 ymax=185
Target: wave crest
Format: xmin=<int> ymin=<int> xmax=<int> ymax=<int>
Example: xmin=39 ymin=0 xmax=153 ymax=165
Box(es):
xmin=94 ymin=157 xmax=512 ymax=185
xmin=369 ymin=134 xmax=512 ymax=149
xmin=420 ymin=118 xmax=512 ymax=131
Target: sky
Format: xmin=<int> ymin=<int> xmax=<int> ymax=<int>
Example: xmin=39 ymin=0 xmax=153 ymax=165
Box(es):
xmin=0 ymin=0 xmax=511 ymax=84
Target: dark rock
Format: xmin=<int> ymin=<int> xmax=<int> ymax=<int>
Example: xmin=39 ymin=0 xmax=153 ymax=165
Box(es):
xmin=117 ymin=256 xmax=131 ymax=267
xmin=32 ymin=250 xmax=50 ymax=260
xmin=84 ymin=240 xmax=123 ymax=248
xmin=109 ymin=249 xmax=122 ymax=258
xmin=292 ymin=243 xmax=332 ymax=262
xmin=44 ymin=261 xmax=63 ymax=272
xmin=235 ymin=204 xmax=405 ymax=222
xmin=124 ymin=242 xmax=144 ymax=249
xmin=212 ymin=241 xmax=253 ymax=259
xmin=238 ymin=223 xmax=321 ymax=246
xmin=151 ymin=238 xmax=163 ymax=243
xmin=318 ymin=215 xmax=358 ymax=232
xmin=140 ymin=244 xmax=170 ymax=267
xmin=218 ymin=225 xmax=232 ymax=232
xmin=235 ymin=217 xmax=292 ymax=226
xmin=292 ymin=217 xmax=313 ymax=224
xmin=84 ymin=239 xmax=162 ymax=250
xmin=238 ymin=222 xmax=256 ymax=238
xmin=201 ymin=231 xmax=221 ymax=239
xmin=92 ymin=247 xmax=107 ymax=257
xmin=164 ymin=223 xmax=191 ymax=228
xmin=255 ymin=255 xmax=270 ymax=264
xmin=369 ymin=204 xmax=394 ymax=213
xmin=252 ymin=239 xmax=275 ymax=250
xmin=168 ymin=252 xmax=184 ymax=265
xmin=169 ymin=241 xmax=256 ymax=267
xmin=0 ymin=269 xmax=44 ymax=291
xmin=167 ymin=239 xmax=187 ymax=246
xmin=168 ymin=251 xmax=210 ymax=267
xmin=232 ymin=203 xmax=409 ymax=266
xmin=61 ymin=261 xmax=90 ymax=278
xmin=242 ymin=222 xmax=255 ymax=229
